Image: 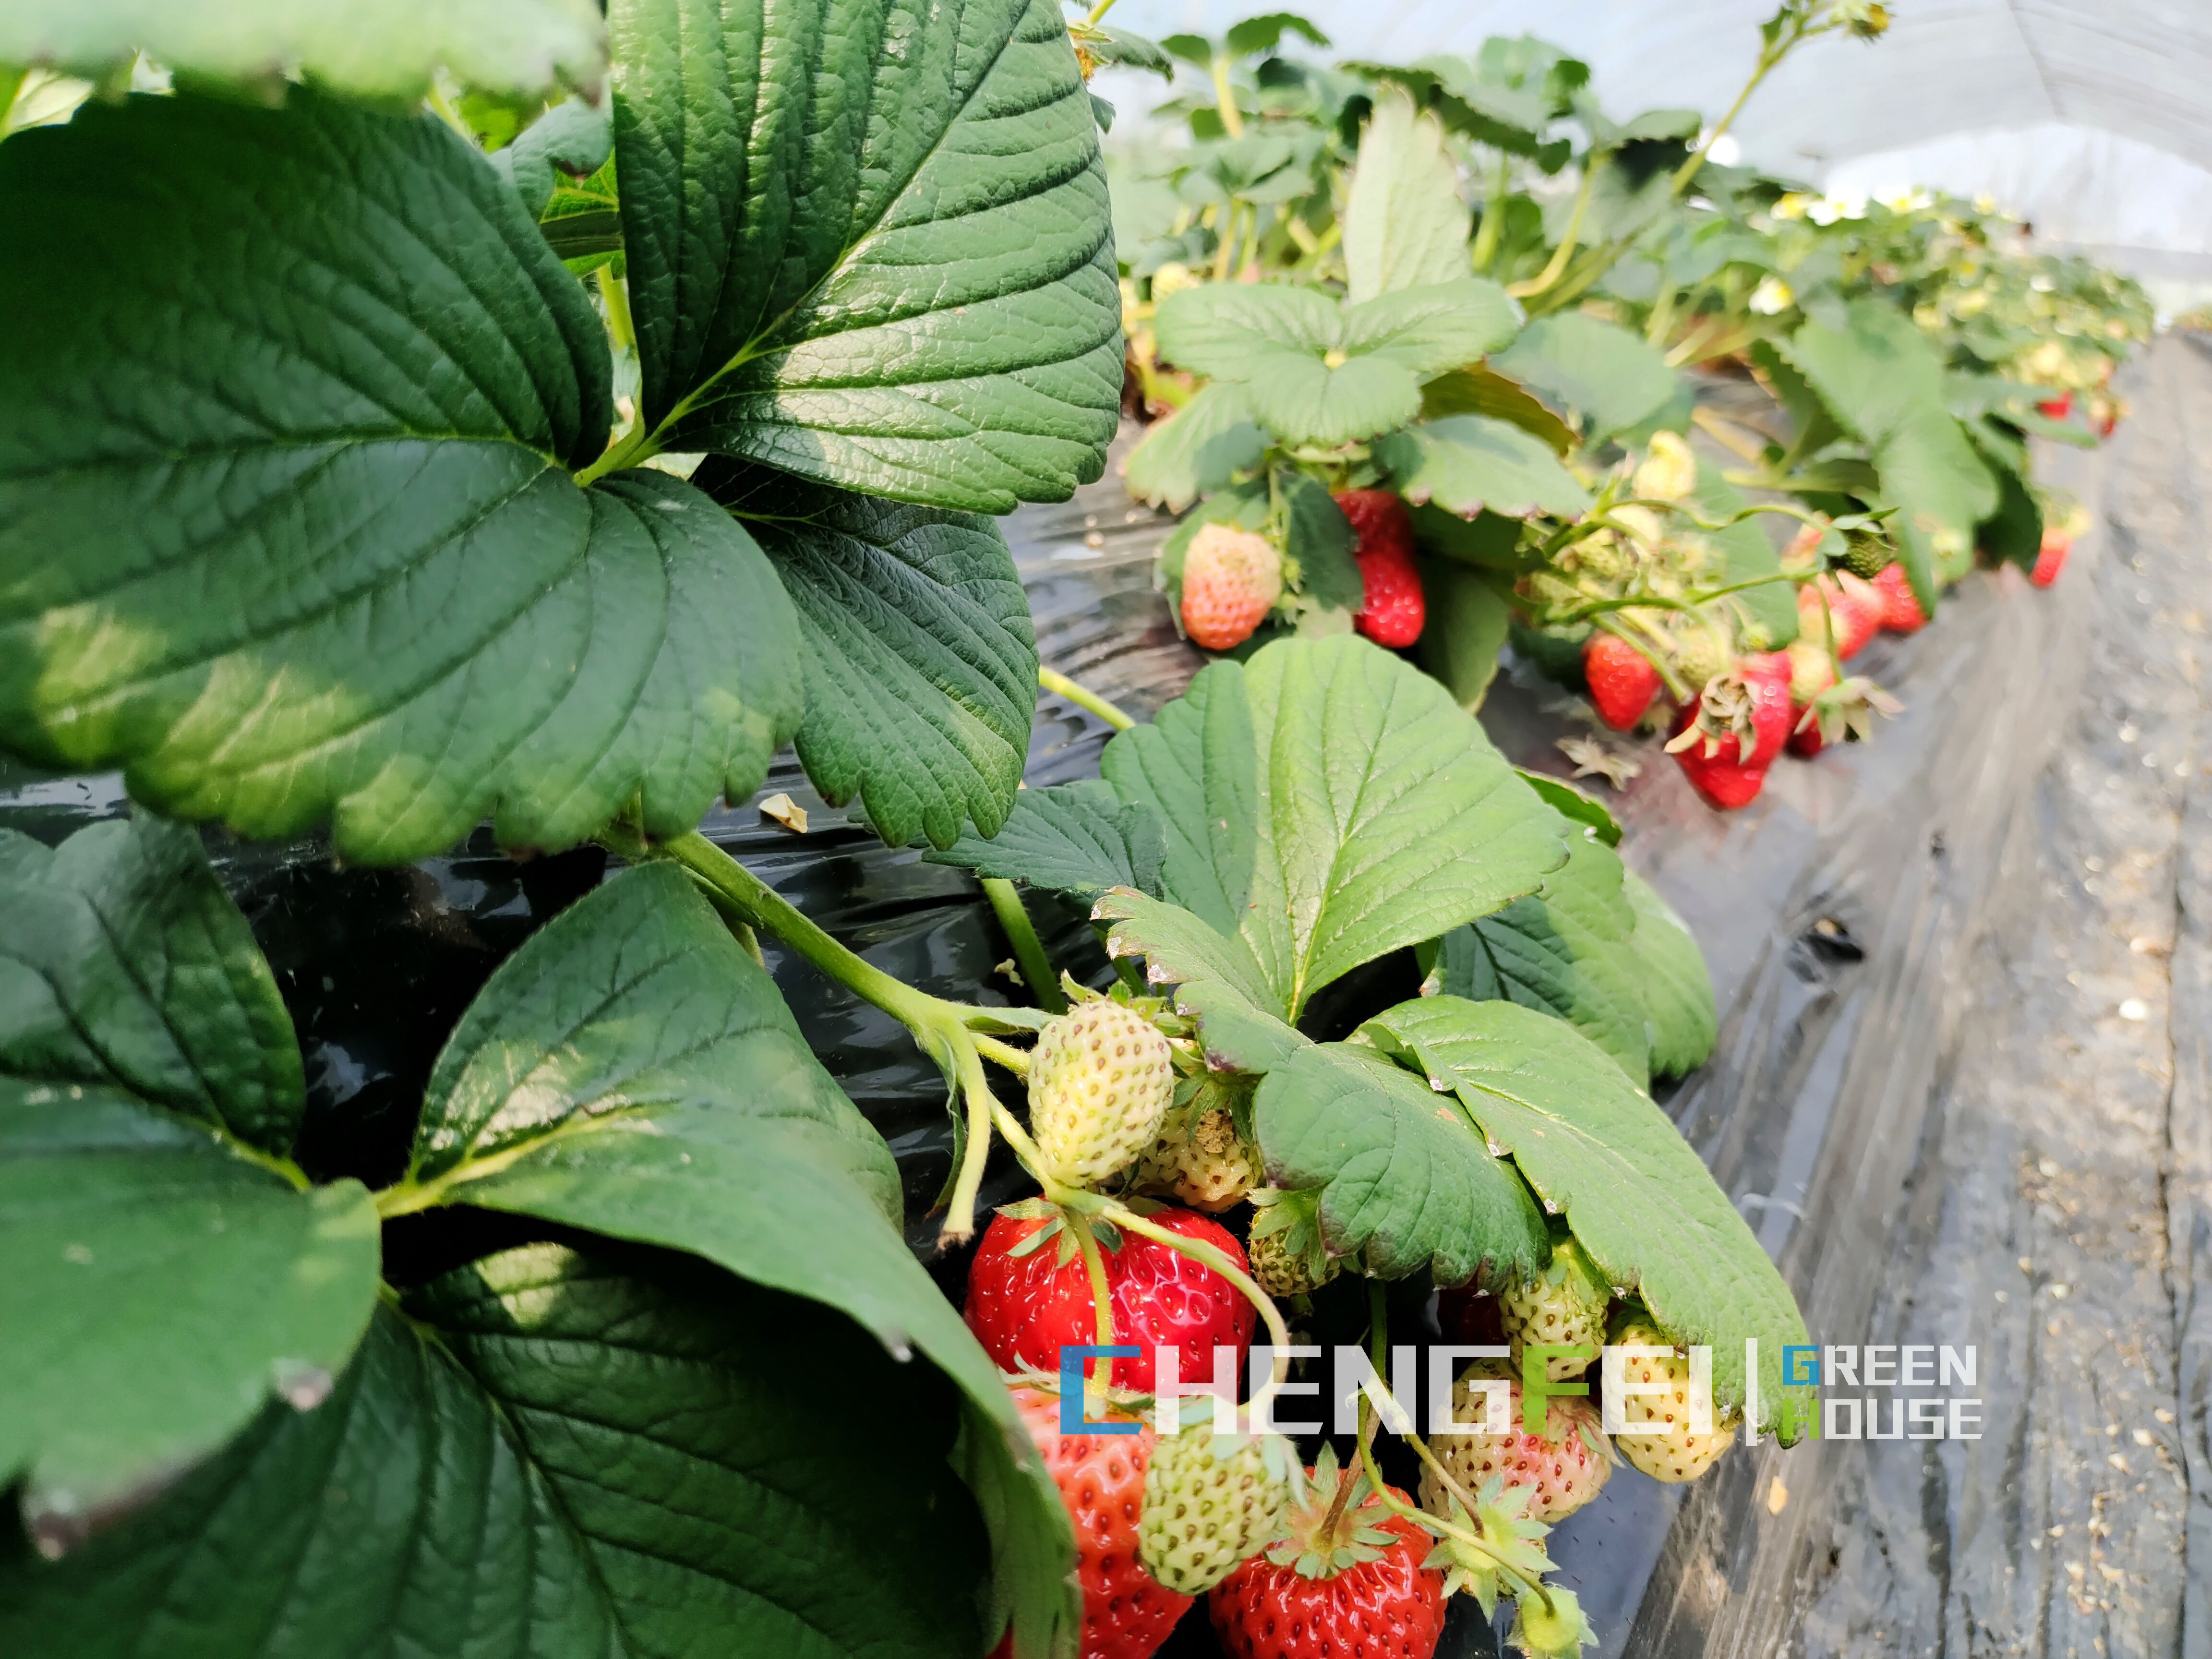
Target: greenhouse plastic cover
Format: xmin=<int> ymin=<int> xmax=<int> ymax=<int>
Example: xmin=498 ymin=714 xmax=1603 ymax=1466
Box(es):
xmin=1099 ymin=0 xmax=2212 ymax=303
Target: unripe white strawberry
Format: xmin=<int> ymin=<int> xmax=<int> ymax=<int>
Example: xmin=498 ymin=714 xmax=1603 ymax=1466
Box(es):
xmin=1419 ymin=1364 xmax=1612 ymax=1524
xmin=1608 ymin=1318 xmax=1738 ymax=1482
xmin=1139 ymin=1425 xmax=1288 ymax=1594
xmin=1499 ymin=1237 xmax=1611 ymax=1382
xmin=1134 ymin=1106 xmax=1262 ymax=1212
xmin=1248 ymin=1225 xmax=1337 ymax=1297
xmin=1027 ymin=999 xmax=1176 ymax=1187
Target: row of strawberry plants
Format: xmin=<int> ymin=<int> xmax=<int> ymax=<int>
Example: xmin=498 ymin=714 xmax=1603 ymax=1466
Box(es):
xmin=1 ymin=7 xmax=1804 ymax=1659
xmin=1106 ymin=2 xmax=2145 ymax=810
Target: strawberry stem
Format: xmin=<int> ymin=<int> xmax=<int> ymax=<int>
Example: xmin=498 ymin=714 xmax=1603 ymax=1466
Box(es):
xmin=982 ymin=877 xmax=1068 ymax=1015
xmin=600 ymin=825 xmax=1047 ymax=1244
xmin=1038 ymin=665 xmax=1136 ymax=731
xmin=1101 ymin=1196 xmax=1295 ymax=1420
xmin=1065 ymin=1208 xmax=1118 ymax=1420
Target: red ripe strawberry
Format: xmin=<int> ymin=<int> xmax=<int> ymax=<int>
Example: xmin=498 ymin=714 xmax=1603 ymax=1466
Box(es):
xmin=1209 ymin=1464 xmax=1446 ymax=1659
xmin=1180 ymin=523 xmax=1284 ymax=651
xmin=1667 ymin=654 xmax=1792 ymax=810
xmin=1796 ymin=573 xmax=1881 ymax=659
xmin=1335 ymin=489 xmax=1426 ymax=647
xmin=964 ymin=1206 xmax=1255 ymax=1393
xmin=992 ymin=1386 xmax=1191 ymax=1659
xmin=1581 ymin=634 xmax=1660 ymax=731
xmin=2037 ymin=390 xmax=2072 ymax=421
xmin=2032 ymin=527 xmax=2071 ymax=588
xmin=1870 ymin=564 xmax=1927 ymax=633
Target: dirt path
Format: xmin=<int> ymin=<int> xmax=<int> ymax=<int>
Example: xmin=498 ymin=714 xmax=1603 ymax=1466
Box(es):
xmin=1780 ymin=334 xmax=2212 ymax=1658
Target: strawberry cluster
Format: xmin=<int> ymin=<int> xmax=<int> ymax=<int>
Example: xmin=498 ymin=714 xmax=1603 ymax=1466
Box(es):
xmin=964 ymin=995 xmax=1746 ymax=1659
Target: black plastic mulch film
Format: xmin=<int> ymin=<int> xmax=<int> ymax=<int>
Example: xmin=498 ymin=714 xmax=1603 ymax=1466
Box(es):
xmin=10 ymin=337 xmax=2209 ymax=1657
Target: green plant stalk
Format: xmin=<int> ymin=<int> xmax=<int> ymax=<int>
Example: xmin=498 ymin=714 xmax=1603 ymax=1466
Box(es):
xmin=1066 ymin=1208 xmax=1118 ymax=1420
xmin=1470 ymin=149 xmax=1512 ymax=272
xmin=602 ymin=825 xmax=1035 ymax=1242
xmin=1039 ymin=665 xmax=1137 ymax=730
xmin=977 ymin=1096 xmax=1298 ymax=1417
xmin=1354 ymin=1280 xmax=1555 ymax=1611
xmin=1105 ymin=1196 xmax=1296 ymax=1420
xmin=1210 ymin=54 xmax=1246 ymax=140
xmin=1529 ymin=16 xmax=1811 ymax=317
xmin=575 ymin=415 xmax=661 ymax=487
xmin=597 ymin=264 xmax=636 ymax=356
xmin=983 ymin=877 xmax=1068 ymax=1014
xmin=1507 ymin=151 xmax=1600 ymax=300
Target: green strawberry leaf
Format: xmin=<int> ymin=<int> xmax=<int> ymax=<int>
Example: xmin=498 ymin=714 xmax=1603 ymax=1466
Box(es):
xmin=1154 ymin=280 xmax=1519 ymax=446
xmin=0 ymin=0 xmax=605 ymax=101
xmin=1282 ymin=475 xmax=1366 ymax=613
xmin=926 ymin=780 xmax=1169 ymax=898
xmin=1254 ymin=1040 xmax=1548 ymax=1285
xmin=1489 ymin=311 xmax=1680 ymax=443
xmin=1779 ymin=299 xmax=1998 ymax=611
xmin=488 ymin=95 xmax=613 ymax=219
xmin=1430 ymin=820 xmax=1653 ymax=1086
xmin=395 ymin=864 xmax=1074 ymax=1644
xmin=700 ymin=466 xmax=1038 ymax=849
xmin=1419 ymin=366 xmax=1577 ymax=454
xmin=0 ymin=1247 xmax=1015 ymax=1659
xmin=1124 ymin=383 xmax=1266 ymax=513
xmin=1342 ymin=90 xmax=1471 ymax=305
xmin=1515 ymin=769 xmax=1622 ymax=847
xmin=0 ymin=93 xmax=807 ymax=865
xmin=609 ymin=0 xmax=1122 ymax=511
xmin=1360 ymin=996 xmax=1810 ymax=1431
xmin=0 ymin=819 xmax=302 ymax=1154
xmin=1622 ymin=870 xmax=1717 ymax=1079
xmin=1091 ymin=890 xmax=1305 ymax=1073
xmin=0 ymin=1086 xmax=380 ymax=1522
xmin=1414 ymin=560 xmax=1512 ymax=711
xmin=0 ymin=818 xmax=379 ymax=1516
xmin=1098 ymin=637 xmax=1567 ymax=1022
xmin=1086 ymin=23 xmax=1176 ymax=77
xmin=1373 ymin=416 xmax=1592 ymax=520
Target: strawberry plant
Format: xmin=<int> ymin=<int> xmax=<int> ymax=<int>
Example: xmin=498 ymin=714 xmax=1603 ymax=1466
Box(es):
xmin=0 ymin=4 xmax=1987 ymax=1655
xmin=934 ymin=633 xmax=1815 ymax=1645
xmin=1109 ymin=1 xmax=2148 ymax=811
xmin=0 ymin=0 xmax=1128 ymax=1651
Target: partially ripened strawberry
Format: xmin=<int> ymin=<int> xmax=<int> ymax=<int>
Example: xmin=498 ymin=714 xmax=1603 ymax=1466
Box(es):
xmin=1335 ymin=489 xmax=1426 ymax=647
xmin=1581 ymin=634 xmax=1661 ymax=731
xmin=964 ymin=1205 xmax=1255 ymax=1393
xmin=2031 ymin=526 xmax=2071 ymax=588
xmin=1181 ymin=522 xmax=1283 ymax=651
xmin=1667 ymin=653 xmax=1792 ymax=809
xmin=1797 ymin=573 xmax=1881 ymax=659
xmin=1418 ymin=1364 xmax=1612 ymax=1524
xmin=1140 ymin=1423 xmax=1293 ymax=1594
xmin=995 ymin=1385 xmax=1191 ymax=1659
xmin=1870 ymin=563 xmax=1927 ymax=632
xmin=1607 ymin=1316 xmax=1739 ymax=1483
xmin=1029 ymin=999 xmax=1177 ymax=1188
xmin=1210 ymin=1451 xmax=1446 ymax=1659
